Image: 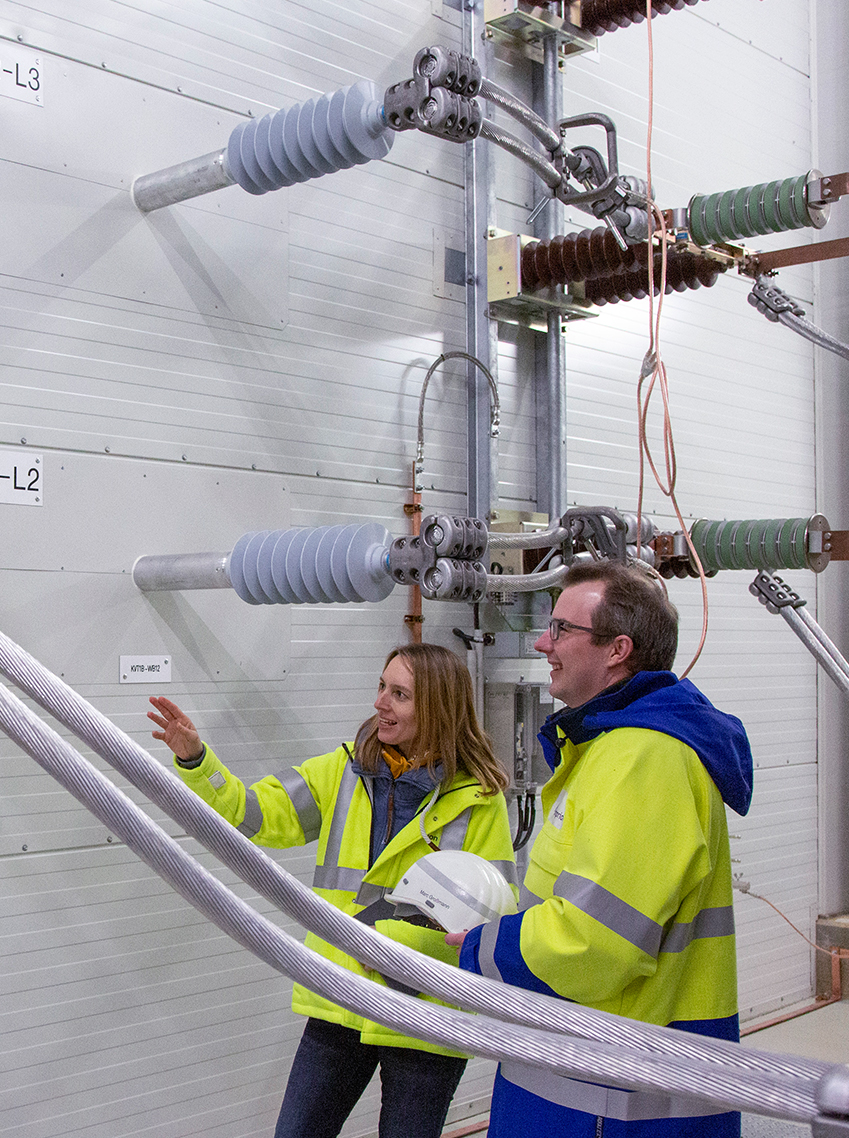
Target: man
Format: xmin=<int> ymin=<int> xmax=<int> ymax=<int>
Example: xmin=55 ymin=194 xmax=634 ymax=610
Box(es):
xmin=457 ymin=560 xmax=753 ymax=1138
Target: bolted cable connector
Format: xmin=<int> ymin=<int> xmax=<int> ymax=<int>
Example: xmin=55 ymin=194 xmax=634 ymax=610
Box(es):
xmin=748 ymin=571 xmax=807 ymax=615
xmin=388 ymin=514 xmax=488 ymax=601
xmin=748 ymin=277 xmax=806 ymax=323
xmin=413 ymin=46 xmax=482 ymax=97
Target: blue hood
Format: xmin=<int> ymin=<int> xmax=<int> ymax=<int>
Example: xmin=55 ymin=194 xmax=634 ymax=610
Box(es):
xmin=538 ymin=671 xmax=753 ymax=816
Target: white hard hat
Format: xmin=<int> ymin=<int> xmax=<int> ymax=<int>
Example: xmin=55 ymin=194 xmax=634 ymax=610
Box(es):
xmin=386 ymin=850 xmax=518 ymax=934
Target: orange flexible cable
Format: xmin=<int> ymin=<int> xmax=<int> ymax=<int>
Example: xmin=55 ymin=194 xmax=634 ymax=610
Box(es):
xmin=637 ymin=0 xmax=708 ymax=678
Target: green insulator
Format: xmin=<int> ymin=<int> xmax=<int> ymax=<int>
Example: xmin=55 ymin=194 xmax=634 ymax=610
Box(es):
xmin=690 ymin=516 xmax=826 ymax=573
xmin=688 ymin=173 xmax=814 ymax=246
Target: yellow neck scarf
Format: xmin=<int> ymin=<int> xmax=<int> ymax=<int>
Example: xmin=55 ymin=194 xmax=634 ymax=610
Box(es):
xmin=381 ymin=744 xmax=414 ymax=778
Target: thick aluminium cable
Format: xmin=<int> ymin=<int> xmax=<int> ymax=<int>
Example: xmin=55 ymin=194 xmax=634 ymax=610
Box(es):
xmin=778 ymin=311 xmax=849 ymax=362
xmin=486 ymin=564 xmax=571 ymax=594
xmin=0 ymin=683 xmax=820 ymax=1124
xmin=0 ymin=631 xmax=830 ymax=1091
xmin=792 ymin=604 xmax=849 ymax=681
xmin=478 ymin=77 xmax=560 ymax=155
xmin=479 ymin=120 xmax=562 ymax=190
xmin=779 ymin=608 xmax=849 ymax=698
xmin=487 ymin=525 xmax=570 ymax=551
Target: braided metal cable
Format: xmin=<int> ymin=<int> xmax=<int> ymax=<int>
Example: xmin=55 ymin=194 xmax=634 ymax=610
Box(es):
xmin=778 ymin=311 xmax=849 ymax=362
xmin=416 ymin=351 xmax=499 ymax=474
xmin=0 ymin=628 xmax=832 ymax=1092
xmin=0 ymin=673 xmax=827 ymax=1123
xmin=479 ymin=119 xmax=562 ymax=190
xmin=487 ymin=525 xmax=570 ymax=551
xmin=478 ymin=77 xmax=560 ymax=154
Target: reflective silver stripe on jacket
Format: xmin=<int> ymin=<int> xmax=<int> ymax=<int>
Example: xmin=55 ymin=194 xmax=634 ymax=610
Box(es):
xmin=274 ymin=767 xmax=322 ymax=842
xmin=553 ymin=872 xmax=663 ymax=958
xmin=313 ymin=760 xmax=364 ymax=893
xmin=520 ymin=884 xmax=544 ymax=910
xmin=476 ymin=918 xmax=502 ymax=981
xmin=661 ymin=905 xmax=735 ymax=953
xmin=438 ymin=807 xmax=470 ymax=850
xmin=313 ymin=865 xmax=366 ymax=892
xmin=499 ymin=1063 xmax=721 ymax=1121
xmin=236 ymin=788 xmax=264 ymax=838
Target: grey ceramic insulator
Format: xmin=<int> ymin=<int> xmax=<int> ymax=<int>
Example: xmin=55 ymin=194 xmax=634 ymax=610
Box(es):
xmin=227 ymin=79 xmax=394 ymax=195
xmin=229 ymin=524 xmax=394 ymax=605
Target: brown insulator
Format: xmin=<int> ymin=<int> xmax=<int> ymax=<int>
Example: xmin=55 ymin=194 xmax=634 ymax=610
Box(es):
xmin=521 ymin=226 xmax=646 ymax=291
xmin=581 ymin=0 xmax=704 ymax=36
xmin=584 ymin=247 xmax=726 ymax=305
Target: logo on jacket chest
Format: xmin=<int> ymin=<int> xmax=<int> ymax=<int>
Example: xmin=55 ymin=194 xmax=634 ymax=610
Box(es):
xmin=549 ymin=788 xmax=568 ymax=830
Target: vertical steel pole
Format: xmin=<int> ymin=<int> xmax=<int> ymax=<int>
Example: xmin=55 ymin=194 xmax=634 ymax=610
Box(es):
xmin=465 ymin=0 xmax=499 ymax=525
xmin=534 ymin=35 xmax=568 ymax=522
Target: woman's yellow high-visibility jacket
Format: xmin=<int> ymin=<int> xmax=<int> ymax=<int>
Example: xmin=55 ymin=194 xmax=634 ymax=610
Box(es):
xmin=174 ymin=743 xmax=517 ymax=1055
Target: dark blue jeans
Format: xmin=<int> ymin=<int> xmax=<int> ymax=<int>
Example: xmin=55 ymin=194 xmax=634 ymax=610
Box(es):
xmin=273 ymin=1018 xmax=468 ymax=1138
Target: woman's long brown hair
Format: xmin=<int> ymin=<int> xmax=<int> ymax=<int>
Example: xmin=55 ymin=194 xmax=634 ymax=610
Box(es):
xmin=355 ymin=643 xmax=508 ymax=794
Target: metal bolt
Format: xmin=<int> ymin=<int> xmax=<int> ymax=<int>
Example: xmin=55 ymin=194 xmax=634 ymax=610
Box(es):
xmin=20 ymin=437 xmax=26 ymax=444
xmin=105 ymin=447 xmax=111 ymax=453
xmin=21 ymin=844 xmax=28 ymax=851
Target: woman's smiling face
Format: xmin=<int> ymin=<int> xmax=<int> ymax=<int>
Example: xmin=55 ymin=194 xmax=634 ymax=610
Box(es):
xmin=373 ymin=655 xmax=417 ymax=749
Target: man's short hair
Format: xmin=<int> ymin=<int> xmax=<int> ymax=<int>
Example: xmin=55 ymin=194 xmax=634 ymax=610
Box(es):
xmin=562 ymin=559 xmax=679 ymax=674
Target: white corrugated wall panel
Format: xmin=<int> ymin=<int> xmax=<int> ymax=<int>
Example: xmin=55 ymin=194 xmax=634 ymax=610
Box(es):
xmin=0 ymin=0 xmax=839 ymax=1134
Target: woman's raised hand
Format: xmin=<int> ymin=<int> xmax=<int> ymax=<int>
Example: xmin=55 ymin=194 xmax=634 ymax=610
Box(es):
xmin=148 ymin=696 xmax=204 ymax=762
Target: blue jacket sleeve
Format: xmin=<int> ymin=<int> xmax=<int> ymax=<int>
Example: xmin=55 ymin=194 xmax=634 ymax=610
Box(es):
xmin=459 ymin=913 xmax=562 ymax=999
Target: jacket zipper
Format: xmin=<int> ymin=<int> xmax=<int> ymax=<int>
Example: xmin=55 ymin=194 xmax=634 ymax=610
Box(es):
xmin=383 ymin=780 xmax=395 ymax=851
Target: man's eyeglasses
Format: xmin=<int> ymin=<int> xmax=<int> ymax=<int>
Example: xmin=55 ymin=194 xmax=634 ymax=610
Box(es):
xmin=548 ymin=617 xmax=595 ymax=640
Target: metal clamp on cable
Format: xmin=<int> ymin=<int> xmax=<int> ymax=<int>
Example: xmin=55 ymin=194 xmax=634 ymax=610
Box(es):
xmin=382 ymin=47 xmax=483 ymax=142
xmin=388 ymin=514 xmax=488 ymax=601
xmin=561 ymin=506 xmax=628 ymax=563
xmin=748 ymin=278 xmax=806 ymax=323
xmin=813 ymin=1066 xmax=849 ymax=1136
xmin=748 ymin=571 xmax=807 ymax=615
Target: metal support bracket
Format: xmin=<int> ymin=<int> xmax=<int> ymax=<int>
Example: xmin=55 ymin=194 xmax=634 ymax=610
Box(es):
xmin=561 ymin=506 xmax=628 ymax=563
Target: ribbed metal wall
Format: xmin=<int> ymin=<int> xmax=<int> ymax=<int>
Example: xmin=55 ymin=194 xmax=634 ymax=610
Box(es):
xmin=487 ymin=0 xmax=823 ymax=1024
xmin=0 ymin=0 xmax=839 ymax=1134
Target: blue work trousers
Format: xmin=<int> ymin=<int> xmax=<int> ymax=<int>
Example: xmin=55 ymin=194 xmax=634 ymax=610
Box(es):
xmin=273 ymin=1017 xmax=467 ymax=1138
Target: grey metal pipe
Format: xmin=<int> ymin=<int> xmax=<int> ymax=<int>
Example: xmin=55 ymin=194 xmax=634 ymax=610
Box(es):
xmin=531 ymin=33 xmax=569 ymax=522
xmin=479 ymin=119 xmax=562 ymax=190
xmin=132 ymin=149 xmax=233 ymax=213
xmin=478 ymin=77 xmax=560 ymax=155
xmin=132 ymin=552 xmax=231 ymax=592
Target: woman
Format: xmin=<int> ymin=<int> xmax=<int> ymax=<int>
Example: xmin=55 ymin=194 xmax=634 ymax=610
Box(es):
xmin=148 ymin=643 xmax=515 ymax=1138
